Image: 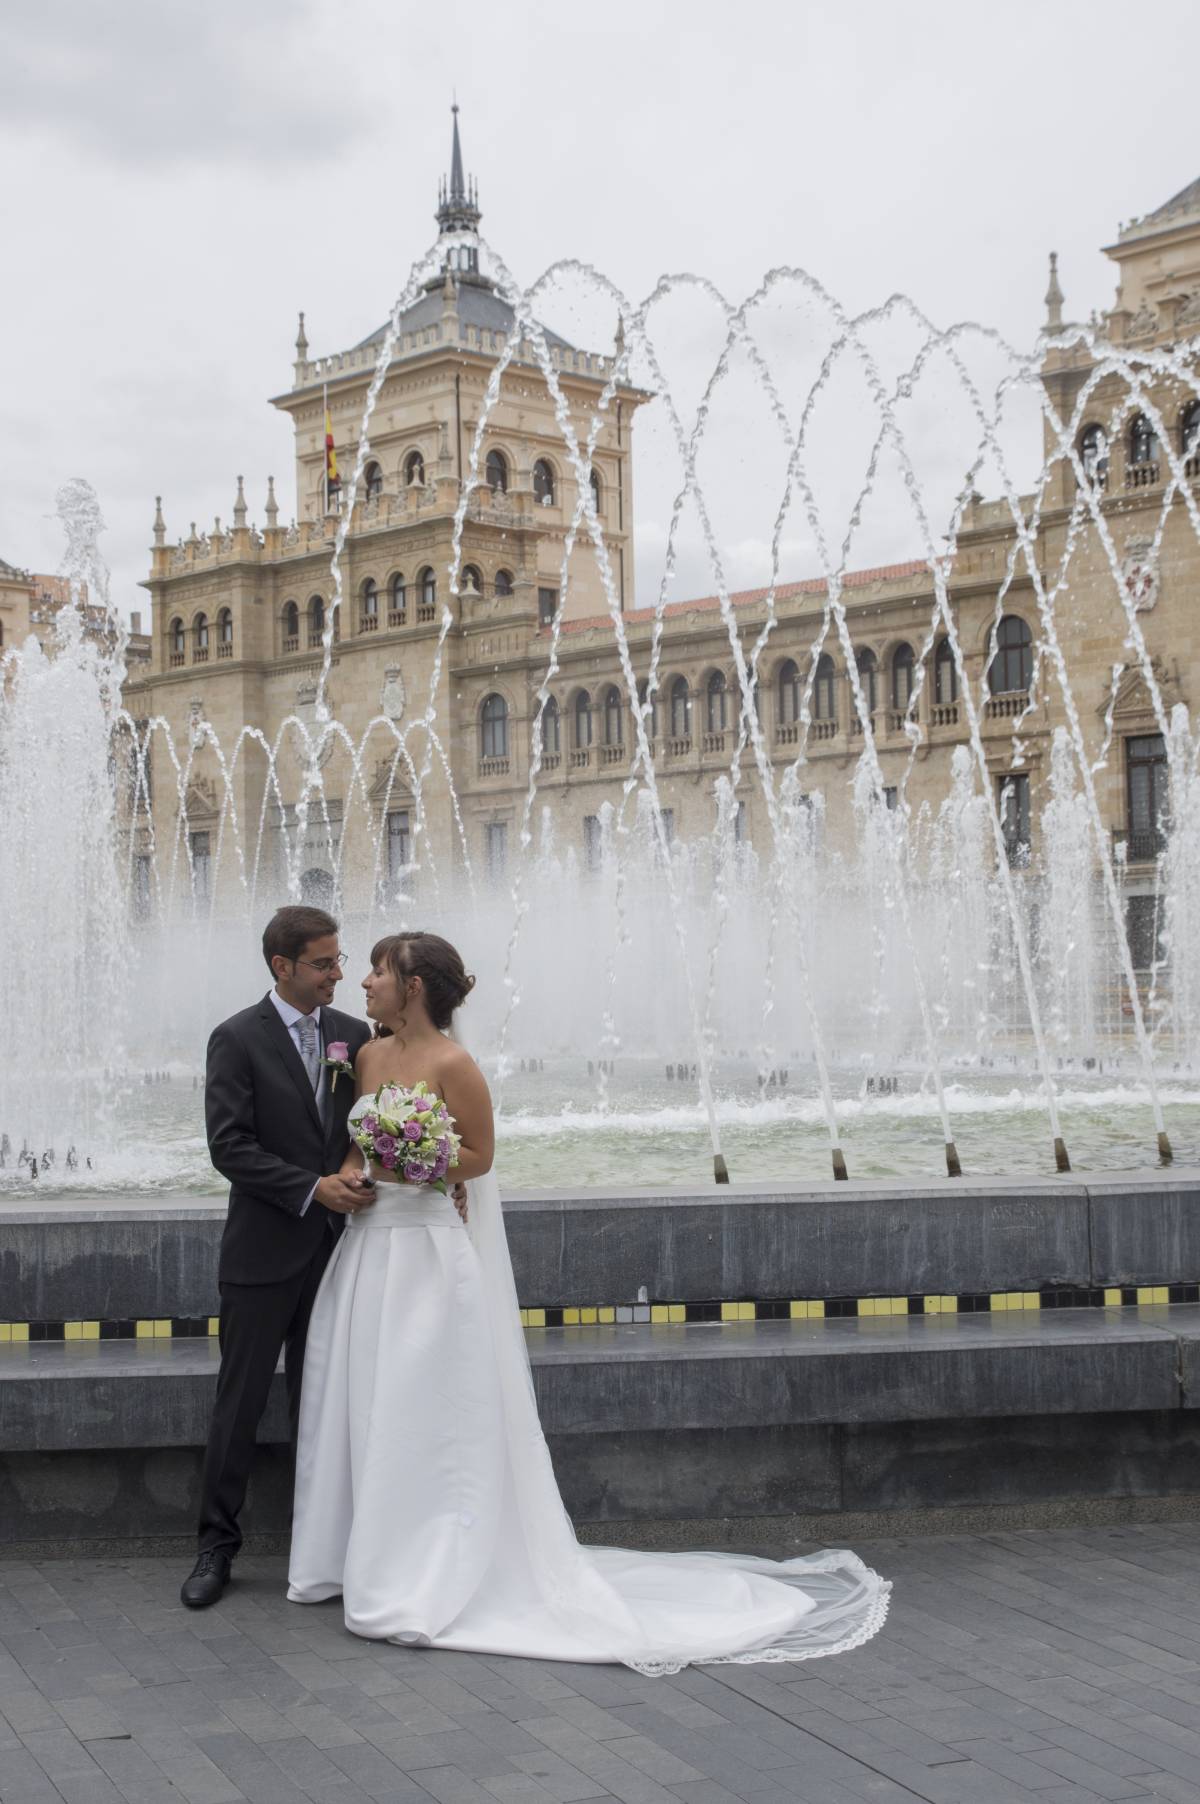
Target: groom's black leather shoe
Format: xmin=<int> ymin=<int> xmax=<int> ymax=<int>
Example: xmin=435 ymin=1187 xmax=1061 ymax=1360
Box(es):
xmin=180 ymin=1549 xmax=232 ymax=1609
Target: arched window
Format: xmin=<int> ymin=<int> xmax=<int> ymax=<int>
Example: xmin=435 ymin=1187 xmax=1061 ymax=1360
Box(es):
xmin=934 ymin=636 xmax=958 ymax=705
xmin=637 ymin=678 xmax=660 ymax=740
xmin=891 ymin=643 xmax=915 ymax=712
xmin=603 ymin=684 xmax=623 ymax=746
xmin=533 ymin=459 xmax=556 ymax=506
xmin=389 ymin=572 xmax=406 ymax=621
xmin=217 ymin=608 xmax=233 ymax=656
xmin=706 ymin=670 xmax=728 ymax=733
xmin=419 ymin=568 xmax=436 ymax=609
xmin=855 ymin=647 xmax=877 ymax=718
xmin=1129 ymin=412 xmax=1158 ymax=468
xmin=1079 ymin=422 xmax=1108 ymax=488
xmin=364 ymin=460 xmax=383 ymax=501
xmin=778 ymin=657 xmax=801 ymax=725
xmin=480 ymin=693 xmax=508 ymax=759
xmin=193 ymin=613 xmax=209 ymax=660
xmin=308 ymin=595 xmax=325 ymax=643
xmin=670 ymin=675 xmax=691 ymax=740
xmin=461 ymin=564 xmax=482 ymax=596
xmin=1182 ymin=401 xmax=1200 ymax=460
xmin=404 ymin=449 xmax=426 ymax=487
xmin=486 ymin=449 xmax=508 ymax=492
xmin=494 ymin=568 xmax=514 ymax=597
xmin=988 ymin=615 xmax=1033 ymax=694
xmin=574 ymin=689 xmax=592 ymax=748
xmin=539 ymin=695 xmax=561 ymax=757
xmin=814 ymin=653 xmax=836 ymax=722
xmin=361 ymin=578 xmax=379 ymax=628
xmin=282 ymin=602 xmax=299 ymax=648
xmin=169 ymin=617 xmax=185 ymax=662
xmin=589 ymin=468 xmax=602 ymax=515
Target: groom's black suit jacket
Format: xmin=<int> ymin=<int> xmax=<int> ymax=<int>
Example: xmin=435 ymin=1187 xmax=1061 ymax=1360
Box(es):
xmin=205 ymin=995 xmax=372 ymax=1285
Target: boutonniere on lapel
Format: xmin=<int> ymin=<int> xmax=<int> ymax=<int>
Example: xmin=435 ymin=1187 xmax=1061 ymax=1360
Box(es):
xmin=321 ymin=1041 xmax=355 ymax=1092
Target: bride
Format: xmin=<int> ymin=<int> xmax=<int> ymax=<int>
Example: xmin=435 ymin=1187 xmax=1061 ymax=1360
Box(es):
xmin=287 ymin=930 xmax=890 ymax=1673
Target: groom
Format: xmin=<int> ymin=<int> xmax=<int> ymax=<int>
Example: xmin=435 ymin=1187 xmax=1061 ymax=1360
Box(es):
xmin=181 ymin=905 xmax=377 ymax=1609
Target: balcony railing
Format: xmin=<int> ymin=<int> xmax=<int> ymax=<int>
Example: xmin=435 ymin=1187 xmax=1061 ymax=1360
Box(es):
xmin=308 ymin=628 xmax=325 ymax=648
xmin=193 ymin=647 xmax=208 ymax=663
xmin=283 ymin=635 xmax=299 ymax=654
xmin=168 ymin=652 xmax=185 ymax=667
xmin=985 ymin=691 xmax=1029 ymax=719
xmin=360 ymin=613 xmax=378 ymax=633
xmin=812 ymin=718 xmax=837 ymax=741
xmin=479 ymin=756 xmax=510 ymax=778
xmin=570 ymin=748 xmax=591 ymax=769
xmin=1113 ymin=826 xmax=1167 ymax=863
xmin=1125 ymin=461 xmax=1160 ymax=490
xmin=888 ymin=708 xmax=917 ymax=735
xmin=702 ymin=731 xmax=726 ymax=754
xmin=387 ymin=609 xmax=405 ymax=628
xmin=416 ymin=602 xmax=437 ymax=623
xmin=600 ymin=743 xmax=625 ymax=766
xmin=667 ymin=735 xmax=692 ymax=757
xmin=776 ymin=722 xmax=800 ymax=746
xmin=540 ymin=753 xmax=561 ymax=772
xmin=931 ymin=702 xmax=959 ymax=727
xmin=217 ymin=641 xmax=233 ymax=659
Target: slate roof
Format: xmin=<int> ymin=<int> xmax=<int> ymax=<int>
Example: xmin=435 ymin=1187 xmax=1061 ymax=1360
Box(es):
xmin=353 ymin=276 xmax=576 ymax=356
xmin=1143 ymin=176 xmax=1200 ymax=224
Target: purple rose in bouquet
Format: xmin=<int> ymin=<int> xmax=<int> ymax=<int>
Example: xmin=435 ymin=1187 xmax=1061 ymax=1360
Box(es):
xmin=402 ymin=1119 xmax=424 ymax=1142
xmin=404 ymin=1159 xmax=434 ymax=1184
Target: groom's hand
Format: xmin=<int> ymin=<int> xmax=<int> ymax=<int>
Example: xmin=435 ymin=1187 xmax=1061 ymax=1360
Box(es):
xmin=315 ymin=1174 xmax=373 ymax=1214
xmin=451 ymin=1180 xmax=468 ymax=1223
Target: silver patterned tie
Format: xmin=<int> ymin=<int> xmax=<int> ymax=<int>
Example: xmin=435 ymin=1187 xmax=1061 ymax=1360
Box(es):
xmin=296 ymin=1014 xmax=321 ymax=1093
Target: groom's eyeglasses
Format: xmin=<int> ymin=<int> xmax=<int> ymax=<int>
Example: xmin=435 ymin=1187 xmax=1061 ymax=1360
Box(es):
xmin=294 ymin=953 xmax=348 ymax=975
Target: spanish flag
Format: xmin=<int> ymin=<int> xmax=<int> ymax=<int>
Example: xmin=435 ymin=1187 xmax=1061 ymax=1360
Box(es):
xmin=324 ymin=405 xmax=339 ymax=492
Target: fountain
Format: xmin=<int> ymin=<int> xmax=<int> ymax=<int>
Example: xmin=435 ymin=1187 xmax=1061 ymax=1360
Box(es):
xmin=4 ymin=184 xmax=1200 ymax=1199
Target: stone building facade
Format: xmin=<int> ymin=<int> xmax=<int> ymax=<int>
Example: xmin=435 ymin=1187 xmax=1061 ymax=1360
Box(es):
xmin=122 ymin=124 xmax=1200 ymax=955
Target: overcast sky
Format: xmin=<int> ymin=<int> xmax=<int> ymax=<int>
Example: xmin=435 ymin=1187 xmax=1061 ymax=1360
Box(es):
xmin=1 ymin=0 xmax=1197 ymax=621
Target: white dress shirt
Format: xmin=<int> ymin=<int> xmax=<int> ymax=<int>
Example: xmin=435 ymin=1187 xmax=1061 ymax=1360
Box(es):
xmin=269 ymin=989 xmax=324 ymax=1215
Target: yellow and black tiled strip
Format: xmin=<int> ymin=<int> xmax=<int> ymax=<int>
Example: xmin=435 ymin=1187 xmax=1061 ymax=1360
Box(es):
xmin=2 ymin=1285 xmax=1197 ymax=1343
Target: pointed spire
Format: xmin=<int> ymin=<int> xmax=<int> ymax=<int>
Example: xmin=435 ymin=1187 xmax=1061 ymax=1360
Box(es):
xmin=152 ymin=496 xmax=166 ymax=547
xmin=233 ymin=475 xmax=247 ymax=528
xmin=449 ymin=100 xmax=466 ymax=203
xmin=1045 ymin=251 xmax=1064 ymax=330
xmin=265 ymin=475 xmax=278 ymax=528
xmin=435 ymin=100 xmax=481 ymax=252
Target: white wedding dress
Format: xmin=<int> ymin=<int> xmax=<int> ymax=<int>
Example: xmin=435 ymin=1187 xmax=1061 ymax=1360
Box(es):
xmin=287 ymin=1034 xmax=890 ymax=1673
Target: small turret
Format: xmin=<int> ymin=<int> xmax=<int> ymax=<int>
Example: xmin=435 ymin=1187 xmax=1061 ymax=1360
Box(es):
xmin=265 ymin=475 xmax=278 ymax=529
xmin=294 ymin=310 xmax=309 ymax=384
xmin=1044 ymin=251 xmax=1064 ymax=331
xmin=152 ymin=496 xmax=166 ymax=548
xmin=233 ymin=475 xmax=247 ymax=529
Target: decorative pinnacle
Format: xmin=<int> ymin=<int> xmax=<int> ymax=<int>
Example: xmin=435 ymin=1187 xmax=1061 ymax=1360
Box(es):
xmin=1045 ymin=251 xmax=1064 ymax=330
xmin=152 ymin=496 xmax=165 ymax=547
xmin=233 ymin=475 xmax=247 ymax=527
xmin=436 ymin=100 xmax=481 ymax=238
xmin=295 ymin=310 xmax=309 ymax=357
xmin=265 ymin=475 xmax=278 ymax=526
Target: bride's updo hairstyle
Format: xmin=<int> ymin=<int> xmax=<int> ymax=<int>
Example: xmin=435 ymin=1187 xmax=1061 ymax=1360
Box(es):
xmin=371 ymin=930 xmax=476 ymax=1036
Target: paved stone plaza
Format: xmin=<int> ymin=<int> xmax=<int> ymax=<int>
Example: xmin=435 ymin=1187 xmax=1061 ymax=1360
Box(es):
xmin=3 ymin=1524 xmax=1200 ymax=1804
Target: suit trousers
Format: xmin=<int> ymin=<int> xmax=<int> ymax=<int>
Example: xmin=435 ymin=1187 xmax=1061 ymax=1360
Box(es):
xmin=197 ymin=1226 xmax=335 ymax=1556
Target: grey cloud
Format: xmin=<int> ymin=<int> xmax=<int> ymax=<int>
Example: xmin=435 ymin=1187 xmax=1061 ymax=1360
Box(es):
xmin=0 ymin=0 xmax=366 ymax=166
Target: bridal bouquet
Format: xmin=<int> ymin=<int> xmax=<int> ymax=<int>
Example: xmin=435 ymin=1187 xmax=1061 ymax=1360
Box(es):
xmin=351 ymin=1080 xmax=461 ymax=1193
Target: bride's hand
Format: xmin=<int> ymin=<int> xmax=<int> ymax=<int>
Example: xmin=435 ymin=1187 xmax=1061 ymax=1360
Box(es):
xmin=451 ymin=1180 xmax=468 ymax=1224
